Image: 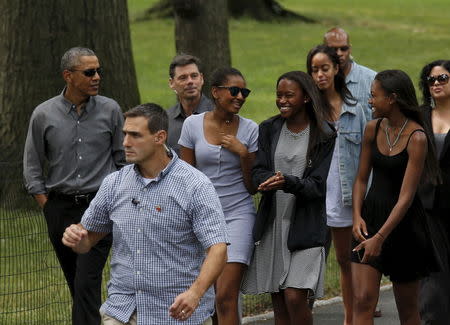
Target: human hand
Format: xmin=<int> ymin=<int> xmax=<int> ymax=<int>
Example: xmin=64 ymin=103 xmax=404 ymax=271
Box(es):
xmin=353 ymin=235 xmax=383 ymax=263
xmin=62 ymin=224 xmax=88 ymax=248
xmin=221 ymin=135 xmax=247 ymax=157
xmin=169 ymin=288 xmax=201 ymax=321
xmin=352 ymin=216 xmax=368 ymax=243
xmin=34 ymin=194 xmax=48 ymax=209
xmin=258 ymin=171 xmax=285 ymax=191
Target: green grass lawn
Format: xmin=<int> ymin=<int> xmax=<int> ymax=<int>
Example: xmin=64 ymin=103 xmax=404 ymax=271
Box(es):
xmin=128 ymin=0 xmax=450 ymax=123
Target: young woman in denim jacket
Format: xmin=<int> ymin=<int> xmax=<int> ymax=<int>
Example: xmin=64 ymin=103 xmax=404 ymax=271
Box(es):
xmin=307 ymin=45 xmax=366 ymax=325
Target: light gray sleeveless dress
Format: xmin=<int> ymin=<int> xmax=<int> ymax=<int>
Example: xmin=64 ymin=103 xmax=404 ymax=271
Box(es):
xmin=242 ymin=123 xmax=325 ymax=298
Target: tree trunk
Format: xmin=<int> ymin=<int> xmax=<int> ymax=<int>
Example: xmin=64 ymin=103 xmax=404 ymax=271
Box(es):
xmin=0 ymin=0 xmax=140 ymax=205
xmin=144 ymin=0 xmax=315 ymax=22
xmin=173 ymin=0 xmax=231 ymax=96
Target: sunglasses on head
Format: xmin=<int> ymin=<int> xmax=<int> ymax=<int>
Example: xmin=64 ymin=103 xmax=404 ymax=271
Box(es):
xmin=331 ymin=46 xmax=350 ymax=52
xmin=427 ymin=74 xmax=449 ymax=86
xmin=217 ymin=86 xmax=251 ymax=98
xmin=70 ymin=67 xmax=103 ymax=77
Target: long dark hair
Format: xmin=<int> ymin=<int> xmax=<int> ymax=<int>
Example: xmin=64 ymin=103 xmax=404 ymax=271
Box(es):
xmin=306 ymin=45 xmax=356 ymax=107
xmin=376 ymin=69 xmax=441 ymax=185
xmin=419 ymin=60 xmax=450 ymax=106
xmin=276 ymin=71 xmax=334 ymax=158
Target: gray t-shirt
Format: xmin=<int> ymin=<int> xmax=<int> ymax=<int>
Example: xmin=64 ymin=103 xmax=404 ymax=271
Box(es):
xmin=178 ymin=112 xmax=258 ymax=215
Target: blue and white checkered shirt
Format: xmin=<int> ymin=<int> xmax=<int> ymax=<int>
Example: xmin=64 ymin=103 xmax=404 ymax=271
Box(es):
xmin=346 ymin=61 xmax=377 ymax=122
xmin=81 ymin=153 xmax=227 ymax=324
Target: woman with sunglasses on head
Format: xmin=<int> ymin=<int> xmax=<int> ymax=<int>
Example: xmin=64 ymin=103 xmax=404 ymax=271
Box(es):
xmin=351 ymin=70 xmax=440 ymax=325
xmin=242 ymin=71 xmax=336 ymax=325
xmin=179 ymin=67 xmax=258 ymax=324
xmin=306 ymin=45 xmax=366 ymax=325
xmin=417 ymin=60 xmax=450 ymax=324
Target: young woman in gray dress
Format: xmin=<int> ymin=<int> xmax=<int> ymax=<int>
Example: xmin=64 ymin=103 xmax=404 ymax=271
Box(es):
xmin=242 ymin=71 xmax=335 ymax=325
xmin=418 ymin=60 xmax=450 ymax=324
xmin=179 ymin=67 xmax=258 ymax=324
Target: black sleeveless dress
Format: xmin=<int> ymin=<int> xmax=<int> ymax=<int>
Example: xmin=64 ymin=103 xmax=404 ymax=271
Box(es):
xmin=351 ymin=119 xmax=438 ymax=282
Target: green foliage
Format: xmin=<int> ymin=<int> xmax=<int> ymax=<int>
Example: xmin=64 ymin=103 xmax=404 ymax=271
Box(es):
xmin=128 ymin=0 xmax=450 ymax=122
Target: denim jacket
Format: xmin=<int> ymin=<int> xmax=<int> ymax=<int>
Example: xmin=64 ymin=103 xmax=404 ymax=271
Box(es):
xmin=336 ymin=102 xmax=366 ymax=206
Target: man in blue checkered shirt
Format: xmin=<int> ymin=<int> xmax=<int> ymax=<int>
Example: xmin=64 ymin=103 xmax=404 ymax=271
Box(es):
xmin=62 ymin=103 xmax=228 ymax=324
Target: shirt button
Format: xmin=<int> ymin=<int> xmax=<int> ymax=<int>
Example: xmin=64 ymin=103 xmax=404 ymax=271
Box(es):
xmin=138 ymin=290 xmax=142 ymax=294
xmin=139 ymin=208 xmax=143 ymax=212
xmin=79 ymin=156 xmax=82 ymax=160
xmin=136 ymin=271 xmax=140 ymax=275
xmin=137 ymin=228 xmax=141 ymax=233
xmin=77 ymin=174 xmax=81 ymax=178
xmin=136 ymin=250 xmax=140 ymax=254
xmin=78 ymin=138 xmax=82 ymax=142
xmin=77 ymin=121 xmax=80 ymax=124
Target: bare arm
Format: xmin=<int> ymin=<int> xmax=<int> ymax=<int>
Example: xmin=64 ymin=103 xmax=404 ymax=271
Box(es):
xmin=169 ymin=243 xmax=227 ymax=320
xmin=352 ymin=120 xmax=376 ymax=242
xmin=179 ymin=146 xmax=196 ymax=166
xmin=62 ymin=223 xmax=108 ymax=254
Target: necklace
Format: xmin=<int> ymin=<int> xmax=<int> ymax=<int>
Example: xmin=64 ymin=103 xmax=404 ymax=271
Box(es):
xmin=385 ymin=118 xmax=408 ymax=152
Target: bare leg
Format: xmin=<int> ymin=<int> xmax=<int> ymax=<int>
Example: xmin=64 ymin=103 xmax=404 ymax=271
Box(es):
xmin=352 ymin=262 xmax=381 ymax=325
xmin=331 ymin=226 xmax=353 ymax=325
xmin=393 ymin=280 xmax=420 ymax=325
xmin=272 ymin=292 xmax=290 ymax=325
xmin=284 ymin=288 xmax=312 ymax=325
xmin=215 ymin=262 xmax=246 ymax=325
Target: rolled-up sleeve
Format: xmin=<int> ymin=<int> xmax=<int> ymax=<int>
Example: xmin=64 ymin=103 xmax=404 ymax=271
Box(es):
xmin=23 ymin=110 xmax=47 ymax=195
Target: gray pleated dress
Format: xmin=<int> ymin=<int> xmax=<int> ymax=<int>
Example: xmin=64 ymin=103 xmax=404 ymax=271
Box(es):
xmin=242 ymin=123 xmax=325 ymax=298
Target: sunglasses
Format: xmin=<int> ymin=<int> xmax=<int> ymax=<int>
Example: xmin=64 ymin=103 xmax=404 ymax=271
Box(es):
xmin=70 ymin=67 xmax=103 ymax=77
xmin=331 ymin=46 xmax=350 ymax=52
xmin=427 ymin=74 xmax=449 ymax=86
xmin=217 ymin=86 xmax=251 ymax=98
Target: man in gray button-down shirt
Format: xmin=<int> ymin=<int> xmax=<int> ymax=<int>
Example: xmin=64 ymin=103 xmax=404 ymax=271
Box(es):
xmin=167 ymin=54 xmax=214 ymax=154
xmin=23 ymin=47 xmax=124 ymax=325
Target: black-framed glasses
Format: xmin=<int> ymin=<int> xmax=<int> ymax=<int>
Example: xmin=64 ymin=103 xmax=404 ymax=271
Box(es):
xmin=70 ymin=67 xmax=103 ymax=77
xmin=331 ymin=46 xmax=350 ymax=52
xmin=426 ymin=74 xmax=449 ymax=86
xmin=217 ymin=86 xmax=251 ymax=98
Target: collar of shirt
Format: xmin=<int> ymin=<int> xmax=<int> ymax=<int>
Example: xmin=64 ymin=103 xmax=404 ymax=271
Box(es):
xmin=346 ymin=61 xmax=360 ymax=85
xmin=172 ymin=94 xmax=210 ymax=119
xmin=132 ymin=150 xmax=179 ymax=187
xmin=59 ymin=87 xmax=94 ymax=114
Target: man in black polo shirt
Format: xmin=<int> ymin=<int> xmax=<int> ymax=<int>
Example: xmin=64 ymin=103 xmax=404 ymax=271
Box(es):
xmin=23 ymin=47 xmax=124 ymax=325
xmin=167 ymin=54 xmax=213 ymax=154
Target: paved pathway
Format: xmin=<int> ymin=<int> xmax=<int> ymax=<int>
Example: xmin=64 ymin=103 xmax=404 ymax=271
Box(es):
xmin=244 ymin=286 xmax=399 ymax=325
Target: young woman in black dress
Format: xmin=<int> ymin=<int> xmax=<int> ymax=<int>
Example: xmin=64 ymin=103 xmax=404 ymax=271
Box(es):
xmin=351 ymin=70 xmax=440 ymax=324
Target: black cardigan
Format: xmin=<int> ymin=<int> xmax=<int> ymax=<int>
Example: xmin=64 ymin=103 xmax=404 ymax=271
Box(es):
xmin=421 ymin=106 xmax=450 ymax=218
xmin=251 ymin=115 xmax=336 ymax=251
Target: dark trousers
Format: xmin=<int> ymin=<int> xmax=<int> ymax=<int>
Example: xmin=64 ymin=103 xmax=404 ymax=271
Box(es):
xmin=420 ymin=271 xmax=450 ymax=325
xmin=43 ymin=195 xmax=112 ymax=325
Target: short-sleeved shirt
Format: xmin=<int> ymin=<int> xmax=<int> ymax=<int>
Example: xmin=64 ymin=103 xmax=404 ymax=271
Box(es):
xmin=23 ymin=91 xmax=125 ymax=194
xmin=81 ymin=154 xmax=227 ymax=325
xmin=346 ymin=61 xmax=377 ymax=122
xmin=167 ymin=95 xmax=214 ymax=155
xmin=178 ymin=112 xmax=258 ymax=215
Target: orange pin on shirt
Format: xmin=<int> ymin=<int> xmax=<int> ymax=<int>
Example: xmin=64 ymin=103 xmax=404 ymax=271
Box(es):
xmin=155 ymin=205 xmax=161 ymax=212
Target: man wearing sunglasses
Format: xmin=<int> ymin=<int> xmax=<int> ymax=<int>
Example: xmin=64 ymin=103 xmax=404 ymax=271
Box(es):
xmin=167 ymin=54 xmax=213 ymax=154
xmin=324 ymin=27 xmax=376 ymax=122
xmin=23 ymin=47 xmax=125 ymax=325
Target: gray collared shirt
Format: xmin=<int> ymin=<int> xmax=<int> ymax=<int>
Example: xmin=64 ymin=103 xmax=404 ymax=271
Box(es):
xmin=346 ymin=61 xmax=377 ymax=122
xmin=166 ymin=94 xmax=213 ymax=154
xmin=23 ymin=91 xmax=125 ymax=195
